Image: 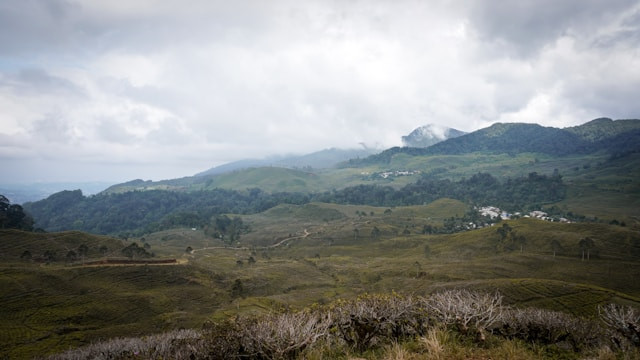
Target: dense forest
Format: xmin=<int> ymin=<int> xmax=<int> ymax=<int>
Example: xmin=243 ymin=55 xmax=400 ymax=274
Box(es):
xmin=23 ymin=188 xmax=309 ymax=235
xmin=318 ymin=171 xmax=565 ymax=210
xmin=23 ymin=172 xmax=564 ymax=236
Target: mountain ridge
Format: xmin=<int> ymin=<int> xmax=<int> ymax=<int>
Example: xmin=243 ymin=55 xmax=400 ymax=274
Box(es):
xmin=348 ymin=118 xmax=640 ymax=166
xmin=195 ymin=147 xmax=380 ymax=177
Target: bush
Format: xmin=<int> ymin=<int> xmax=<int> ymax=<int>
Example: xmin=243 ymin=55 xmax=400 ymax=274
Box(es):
xmin=48 ymin=329 xmax=204 ymax=359
xmin=425 ymin=289 xmax=503 ymax=341
xmin=499 ymin=308 xmax=603 ymax=351
xmin=599 ymin=303 xmax=640 ymax=350
xmin=239 ymin=310 xmax=332 ymax=360
xmin=330 ymin=293 xmax=425 ymax=351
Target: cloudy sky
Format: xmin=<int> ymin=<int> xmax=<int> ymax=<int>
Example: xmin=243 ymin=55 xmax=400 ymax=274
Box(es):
xmin=1 ymin=0 xmax=639 ymax=184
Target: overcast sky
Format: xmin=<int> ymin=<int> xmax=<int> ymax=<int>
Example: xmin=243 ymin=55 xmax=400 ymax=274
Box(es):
xmin=1 ymin=0 xmax=639 ymax=184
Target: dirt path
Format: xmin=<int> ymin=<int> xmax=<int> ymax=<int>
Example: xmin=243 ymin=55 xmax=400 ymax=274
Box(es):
xmin=67 ymin=258 xmax=187 ymax=268
xmin=191 ymin=229 xmax=310 ymax=254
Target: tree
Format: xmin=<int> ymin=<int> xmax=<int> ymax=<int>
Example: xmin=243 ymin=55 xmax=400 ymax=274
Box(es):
xmin=423 ymin=244 xmax=431 ymax=258
xmin=579 ymin=237 xmax=595 ymax=261
xmin=231 ymin=279 xmax=244 ymax=298
xmin=43 ymin=250 xmax=56 ymax=263
xmin=121 ymin=242 xmax=151 ymax=259
xmin=185 ymin=246 xmax=193 ymax=253
xmin=66 ymin=250 xmax=78 ymax=262
xmin=0 ymin=195 xmax=33 ymax=231
xmin=496 ymin=223 xmax=512 ymax=241
xmin=371 ymin=226 xmax=381 ymax=240
xmin=20 ymin=250 xmax=32 ymax=261
xmin=550 ymin=239 xmax=563 ymax=257
xmin=514 ymin=233 xmax=526 ymax=253
xmin=0 ymin=195 xmax=8 ymax=227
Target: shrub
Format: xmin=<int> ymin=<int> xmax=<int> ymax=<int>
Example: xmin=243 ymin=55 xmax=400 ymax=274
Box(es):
xmin=425 ymin=289 xmax=503 ymax=341
xmin=239 ymin=310 xmax=332 ymax=360
xmin=48 ymin=329 xmax=204 ymax=359
xmin=599 ymin=303 xmax=640 ymax=350
xmin=499 ymin=308 xmax=603 ymax=351
xmin=330 ymin=293 xmax=425 ymax=351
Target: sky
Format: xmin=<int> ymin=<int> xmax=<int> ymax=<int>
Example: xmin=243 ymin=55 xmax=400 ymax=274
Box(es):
xmin=1 ymin=0 xmax=639 ymax=184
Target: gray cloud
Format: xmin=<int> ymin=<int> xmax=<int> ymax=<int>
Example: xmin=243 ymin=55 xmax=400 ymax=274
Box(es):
xmin=0 ymin=0 xmax=638 ymax=183
xmin=467 ymin=0 xmax=638 ymax=57
xmin=0 ymin=68 xmax=84 ymax=97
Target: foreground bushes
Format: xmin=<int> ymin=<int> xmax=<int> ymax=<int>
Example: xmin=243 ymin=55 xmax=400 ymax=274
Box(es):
xmin=49 ymin=290 xmax=640 ymax=359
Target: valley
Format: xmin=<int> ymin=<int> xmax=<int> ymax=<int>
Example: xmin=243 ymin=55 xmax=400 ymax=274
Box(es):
xmin=2 ymin=118 xmax=640 ymax=358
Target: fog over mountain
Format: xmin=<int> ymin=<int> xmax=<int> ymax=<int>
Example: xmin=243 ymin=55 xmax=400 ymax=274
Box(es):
xmin=402 ymin=124 xmax=466 ymax=148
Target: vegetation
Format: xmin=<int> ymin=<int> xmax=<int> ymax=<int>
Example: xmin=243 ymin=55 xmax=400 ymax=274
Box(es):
xmin=0 ymin=194 xmax=33 ymax=231
xmin=23 ymin=172 xmax=566 ymax=237
xmin=48 ymin=291 xmax=640 ymax=359
xmin=23 ymin=188 xmax=309 ymax=236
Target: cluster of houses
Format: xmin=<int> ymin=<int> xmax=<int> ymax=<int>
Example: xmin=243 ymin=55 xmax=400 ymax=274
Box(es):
xmin=478 ymin=206 xmax=570 ymax=223
xmin=361 ymin=170 xmax=421 ymax=179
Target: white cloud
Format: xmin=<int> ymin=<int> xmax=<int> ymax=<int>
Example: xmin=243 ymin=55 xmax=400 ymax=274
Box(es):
xmin=0 ymin=0 xmax=638 ymax=183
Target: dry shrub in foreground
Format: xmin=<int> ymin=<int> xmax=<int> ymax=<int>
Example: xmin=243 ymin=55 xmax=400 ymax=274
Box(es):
xmin=48 ymin=329 xmax=204 ymax=360
xmin=239 ymin=310 xmax=332 ymax=360
xmin=599 ymin=303 xmax=640 ymax=350
xmin=331 ymin=293 xmax=426 ymax=351
xmin=425 ymin=289 xmax=503 ymax=341
xmin=499 ymin=308 xmax=603 ymax=351
xmin=47 ymin=292 xmax=640 ymax=359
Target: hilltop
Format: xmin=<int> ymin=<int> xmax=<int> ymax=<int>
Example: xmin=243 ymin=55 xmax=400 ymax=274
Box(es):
xmin=401 ymin=123 xmax=466 ymax=147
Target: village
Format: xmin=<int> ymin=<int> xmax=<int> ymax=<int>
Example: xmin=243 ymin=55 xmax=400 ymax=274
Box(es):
xmin=361 ymin=170 xmax=422 ymax=179
xmin=478 ymin=206 xmax=570 ymax=223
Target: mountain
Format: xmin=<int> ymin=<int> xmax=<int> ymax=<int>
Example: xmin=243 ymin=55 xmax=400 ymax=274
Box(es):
xmin=565 ymin=117 xmax=640 ymax=141
xmin=350 ymin=118 xmax=640 ymax=166
xmin=401 ymin=124 xmax=466 ymax=147
xmin=196 ymin=147 xmax=379 ymax=177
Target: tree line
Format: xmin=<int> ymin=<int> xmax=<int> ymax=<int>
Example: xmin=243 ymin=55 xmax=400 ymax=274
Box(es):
xmin=316 ymin=171 xmax=565 ymax=211
xmin=22 ymin=172 xmax=565 ymax=236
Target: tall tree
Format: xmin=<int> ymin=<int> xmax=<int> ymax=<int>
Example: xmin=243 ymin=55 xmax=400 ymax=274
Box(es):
xmin=579 ymin=237 xmax=595 ymax=261
xmin=551 ymin=239 xmax=563 ymax=257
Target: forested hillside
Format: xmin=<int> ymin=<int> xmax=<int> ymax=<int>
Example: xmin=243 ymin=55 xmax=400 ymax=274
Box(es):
xmin=24 ymin=172 xmax=565 ymax=236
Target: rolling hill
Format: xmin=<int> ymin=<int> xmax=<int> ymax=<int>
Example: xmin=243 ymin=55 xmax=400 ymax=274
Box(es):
xmin=3 ymin=201 xmax=640 ymax=358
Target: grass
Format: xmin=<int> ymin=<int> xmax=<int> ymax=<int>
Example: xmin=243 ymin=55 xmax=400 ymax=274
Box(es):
xmin=3 ymin=199 xmax=640 ymax=357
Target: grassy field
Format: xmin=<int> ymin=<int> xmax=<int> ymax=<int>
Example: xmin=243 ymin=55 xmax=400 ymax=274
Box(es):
xmin=3 ymin=198 xmax=640 ymax=358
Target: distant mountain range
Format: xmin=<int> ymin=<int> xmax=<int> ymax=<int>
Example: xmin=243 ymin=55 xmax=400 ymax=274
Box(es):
xmin=197 ymin=124 xmax=462 ymax=177
xmin=36 ymin=117 xmax=640 ymax=198
xmin=401 ymin=124 xmax=466 ymax=147
xmin=195 ymin=147 xmax=380 ymax=177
